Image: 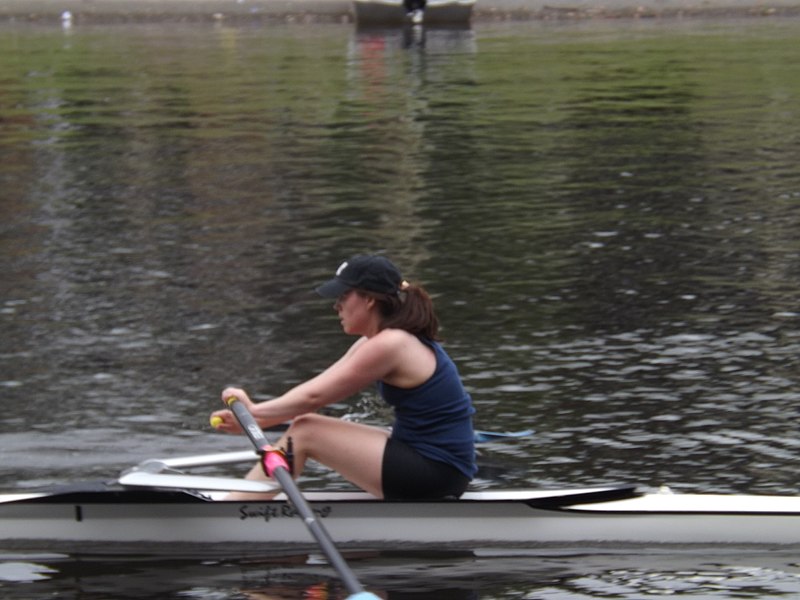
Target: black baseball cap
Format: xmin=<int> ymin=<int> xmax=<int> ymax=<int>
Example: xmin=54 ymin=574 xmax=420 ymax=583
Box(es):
xmin=316 ymin=255 xmax=403 ymax=298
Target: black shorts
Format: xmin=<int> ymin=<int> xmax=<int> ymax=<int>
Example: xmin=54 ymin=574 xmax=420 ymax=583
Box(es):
xmin=381 ymin=437 xmax=470 ymax=500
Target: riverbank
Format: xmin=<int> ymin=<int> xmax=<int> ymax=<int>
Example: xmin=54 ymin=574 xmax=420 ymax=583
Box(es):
xmin=1 ymin=0 xmax=799 ymax=23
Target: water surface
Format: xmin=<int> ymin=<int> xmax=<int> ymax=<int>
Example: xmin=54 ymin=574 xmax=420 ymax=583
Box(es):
xmin=1 ymin=16 xmax=799 ymax=599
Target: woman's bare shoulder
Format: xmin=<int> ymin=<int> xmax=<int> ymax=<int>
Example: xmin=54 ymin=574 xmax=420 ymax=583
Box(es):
xmin=354 ymin=329 xmax=426 ymax=363
xmin=372 ymin=327 xmax=420 ymax=346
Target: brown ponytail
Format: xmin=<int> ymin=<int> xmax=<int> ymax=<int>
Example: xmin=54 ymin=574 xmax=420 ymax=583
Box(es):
xmin=360 ymin=284 xmax=440 ymax=340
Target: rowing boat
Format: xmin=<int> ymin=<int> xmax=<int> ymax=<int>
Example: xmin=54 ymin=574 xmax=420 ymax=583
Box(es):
xmin=353 ymin=0 xmax=475 ymax=27
xmin=2 ymin=449 xmax=799 ymax=550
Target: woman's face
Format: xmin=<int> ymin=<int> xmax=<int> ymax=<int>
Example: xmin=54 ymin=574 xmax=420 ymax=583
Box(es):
xmin=334 ymin=290 xmax=377 ymax=336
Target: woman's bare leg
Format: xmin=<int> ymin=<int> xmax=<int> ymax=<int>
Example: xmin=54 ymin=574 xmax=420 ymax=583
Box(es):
xmin=226 ymin=414 xmax=389 ymax=501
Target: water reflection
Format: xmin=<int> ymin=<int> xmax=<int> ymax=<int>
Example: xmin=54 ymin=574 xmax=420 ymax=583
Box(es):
xmin=2 ymin=547 xmax=799 ymax=599
xmin=1 ymin=21 xmax=800 ymax=600
xmin=1 ymin=20 xmax=799 ymax=506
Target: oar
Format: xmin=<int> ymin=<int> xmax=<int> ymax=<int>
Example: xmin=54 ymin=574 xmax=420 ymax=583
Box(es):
xmin=263 ymin=423 xmax=532 ymax=445
xmin=225 ymin=397 xmax=380 ymax=600
xmin=473 ymin=429 xmax=534 ymax=443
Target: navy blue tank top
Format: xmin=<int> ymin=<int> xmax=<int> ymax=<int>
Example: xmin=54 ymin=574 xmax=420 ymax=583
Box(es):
xmin=376 ymin=338 xmax=477 ymax=479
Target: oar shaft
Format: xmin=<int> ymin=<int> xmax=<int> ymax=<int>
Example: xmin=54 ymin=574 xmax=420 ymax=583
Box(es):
xmin=226 ymin=398 xmax=373 ymax=599
xmin=270 ymin=467 xmax=365 ymax=592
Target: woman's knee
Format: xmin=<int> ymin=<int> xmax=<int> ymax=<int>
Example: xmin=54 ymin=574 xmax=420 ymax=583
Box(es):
xmin=284 ymin=413 xmax=330 ymax=449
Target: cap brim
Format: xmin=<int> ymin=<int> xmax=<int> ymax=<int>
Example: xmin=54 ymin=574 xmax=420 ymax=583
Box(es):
xmin=316 ymin=278 xmax=352 ymax=298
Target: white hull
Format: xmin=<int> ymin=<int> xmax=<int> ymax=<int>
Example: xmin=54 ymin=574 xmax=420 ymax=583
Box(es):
xmin=2 ymin=484 xmax=799 ymax=550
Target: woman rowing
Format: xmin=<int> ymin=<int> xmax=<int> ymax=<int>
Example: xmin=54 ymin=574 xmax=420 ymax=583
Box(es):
xmin=210 ymin=255 xmax=477 ymax=500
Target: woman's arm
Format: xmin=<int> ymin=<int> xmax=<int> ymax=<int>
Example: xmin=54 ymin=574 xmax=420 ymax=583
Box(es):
xmin=211 ymin=331 xmax=411 ymax=432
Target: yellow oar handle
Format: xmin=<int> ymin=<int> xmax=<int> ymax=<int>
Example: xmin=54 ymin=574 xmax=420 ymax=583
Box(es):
xmin=210 ymin=396 xmax=243 ymax=428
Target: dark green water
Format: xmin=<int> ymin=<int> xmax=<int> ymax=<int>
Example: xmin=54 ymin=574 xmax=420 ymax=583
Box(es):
xmin=1 ymin=17 xmax=799 ymax=599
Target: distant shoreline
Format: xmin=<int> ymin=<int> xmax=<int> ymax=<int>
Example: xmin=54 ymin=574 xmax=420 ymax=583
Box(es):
xmin=2 ymin=0 xmax=800 ymax=24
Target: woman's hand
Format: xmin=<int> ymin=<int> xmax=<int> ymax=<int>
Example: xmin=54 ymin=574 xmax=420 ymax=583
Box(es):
xmin=209 ymin=387 xmax=255 ymax=434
